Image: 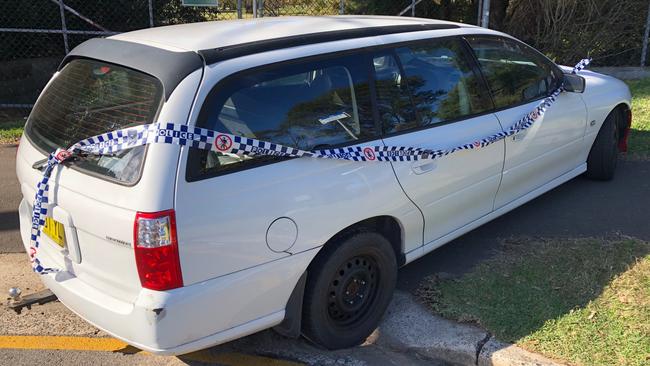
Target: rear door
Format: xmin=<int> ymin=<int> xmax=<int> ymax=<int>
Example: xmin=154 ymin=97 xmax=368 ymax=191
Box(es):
xmin=174 ymin=49 xmax=424 ymax=286
xmin=376 ymin=37 xmax=505 ymax=246
xmin=464 ymin=36 xmax=588 ymax=208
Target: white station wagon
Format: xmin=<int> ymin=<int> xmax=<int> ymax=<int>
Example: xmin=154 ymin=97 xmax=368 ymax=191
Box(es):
xmin=16 ymin=16 xmax=631 ymax=354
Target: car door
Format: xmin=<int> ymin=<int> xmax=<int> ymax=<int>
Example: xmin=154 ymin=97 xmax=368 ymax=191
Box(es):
xmin=465 ymin=36 xmax=588 ymax=208
xmin=375 ymin=37 xmax=505 ymax=246
xmin=174 ymin=50 xmax=425 ymax=285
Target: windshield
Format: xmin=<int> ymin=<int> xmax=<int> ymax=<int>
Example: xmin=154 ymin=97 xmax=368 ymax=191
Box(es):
xmin=25 ymin=58 xmax=163 ymax=184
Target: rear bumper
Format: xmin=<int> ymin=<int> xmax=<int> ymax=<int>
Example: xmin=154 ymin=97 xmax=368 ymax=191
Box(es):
xmin=19 ymin=202 xmax=316 ymax=355
xmin=37 ymin=267 xmax=288 ymax=355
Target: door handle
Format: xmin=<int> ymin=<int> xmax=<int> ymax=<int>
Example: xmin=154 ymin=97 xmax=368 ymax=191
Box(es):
xmin=512 ymin=131 xmax=527 ymax=141
xmin=411 ymin=161 xmax=436 ymax=175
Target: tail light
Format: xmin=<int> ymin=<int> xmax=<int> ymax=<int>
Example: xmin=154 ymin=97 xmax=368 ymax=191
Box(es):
xmin=134 ymin=210 xmax=183 ymax=291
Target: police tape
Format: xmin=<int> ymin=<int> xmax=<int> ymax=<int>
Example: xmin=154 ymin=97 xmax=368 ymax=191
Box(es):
xmin=28 ymin=58 xmax=590 ymax=274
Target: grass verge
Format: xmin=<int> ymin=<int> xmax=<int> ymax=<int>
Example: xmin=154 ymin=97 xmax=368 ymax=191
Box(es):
xmin=418 ymin=236 xmax=650 ymax=366
xmin=625 ymin=79 xmax=650 ymax=159
xmin=0 ymin=120 xmax=25 ymax=144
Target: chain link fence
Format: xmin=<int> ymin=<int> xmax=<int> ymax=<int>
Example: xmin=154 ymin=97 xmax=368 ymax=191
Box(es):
xmin=3 ymin=0 xmax=645 ymax=123
xmin=5 ymin=0 xmax=412 ymax=121
xmin=0 ymin=0 xmax=442 ymax=122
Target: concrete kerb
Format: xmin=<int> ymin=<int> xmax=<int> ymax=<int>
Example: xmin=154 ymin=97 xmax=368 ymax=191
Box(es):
xmin=478 ymin=339 xmax=563 ymax=366
xmin=374 ymin=291 xmax=487 ymax=365
xmin=591 ymin=67 xmax=650 ymax=80
xmin=374 ymin=291 xmax=565 ymax=366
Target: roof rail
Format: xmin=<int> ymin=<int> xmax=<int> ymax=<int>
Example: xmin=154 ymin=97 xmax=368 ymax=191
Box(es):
xmin=198 ymin=23 xmax=461 ymax=65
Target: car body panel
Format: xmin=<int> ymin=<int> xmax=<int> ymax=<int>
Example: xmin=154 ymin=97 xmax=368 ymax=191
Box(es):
xmin=384 ymin=114 xmax=505 ymax=246
xmin=174 ymin=37 xmax=424 ymax=285
xmin=494 ymin=91 xmax=588 ymax=208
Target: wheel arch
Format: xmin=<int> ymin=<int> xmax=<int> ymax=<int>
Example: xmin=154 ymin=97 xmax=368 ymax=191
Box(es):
xmin=317 ymin=215 xmax=406 ymax=267
xmin=273 ymin=215 xmax=404 ymax=338
xmin=611 ymin=103 xmax=632 ymax=152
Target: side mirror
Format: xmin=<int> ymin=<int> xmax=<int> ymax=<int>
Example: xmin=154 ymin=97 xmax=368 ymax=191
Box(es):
xmin=563 ymin=73 xmax=586 ymax=93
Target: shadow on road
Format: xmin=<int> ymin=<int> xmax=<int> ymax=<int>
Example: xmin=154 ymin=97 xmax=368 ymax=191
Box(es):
xmin=397 ymin=160 xmax=650 ymax=292
xmin=0 ymin=211 xmax=19 ymax=231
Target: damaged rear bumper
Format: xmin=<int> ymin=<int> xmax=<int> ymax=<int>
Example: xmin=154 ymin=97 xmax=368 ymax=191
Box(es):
xmin=20 ymin=237 xmax=316 ymax=355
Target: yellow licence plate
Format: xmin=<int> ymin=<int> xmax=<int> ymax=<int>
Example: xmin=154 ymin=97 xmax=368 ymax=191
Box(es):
xmin=43 ymin=217 xmax=66 ymax=248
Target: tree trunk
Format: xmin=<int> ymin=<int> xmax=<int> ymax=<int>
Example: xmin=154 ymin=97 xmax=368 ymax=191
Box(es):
xmin=490 ymin=0 xmax=509 ymax=30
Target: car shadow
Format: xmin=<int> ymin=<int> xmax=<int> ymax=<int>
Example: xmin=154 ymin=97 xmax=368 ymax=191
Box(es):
xmin=0 ymin=211 xmax=19 ymax=231
xmin=396 ymin=159 xmax=650 ymax=292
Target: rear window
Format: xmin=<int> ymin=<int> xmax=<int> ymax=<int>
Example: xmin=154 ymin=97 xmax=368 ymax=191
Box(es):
xmin=25 ymin=59 xmax=163 ymax=184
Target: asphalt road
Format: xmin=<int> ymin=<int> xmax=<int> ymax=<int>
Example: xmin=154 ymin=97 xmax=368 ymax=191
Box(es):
xmin=0 ymin=144 xmax=21 ymax=254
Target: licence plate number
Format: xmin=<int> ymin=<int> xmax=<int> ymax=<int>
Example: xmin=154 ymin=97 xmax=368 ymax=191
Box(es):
xmin=43 ymin=217 xmax=66 ymax=248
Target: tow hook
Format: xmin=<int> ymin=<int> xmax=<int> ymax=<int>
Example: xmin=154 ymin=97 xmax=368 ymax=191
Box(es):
xmin=6 ymin=287 xmax=58 ymax=314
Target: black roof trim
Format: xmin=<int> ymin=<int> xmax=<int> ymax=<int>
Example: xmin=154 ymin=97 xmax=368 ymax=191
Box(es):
xmin=60 ymin=38 xmax=204 ymax=100
xmin=199 ymin=23 xmax=461 ymax=65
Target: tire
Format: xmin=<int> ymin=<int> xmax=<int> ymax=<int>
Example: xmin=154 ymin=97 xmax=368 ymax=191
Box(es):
xmin=301 ymin=231 xmax=397 ymax=349
xmin=586 ymin=110 xmax=620 ymax=181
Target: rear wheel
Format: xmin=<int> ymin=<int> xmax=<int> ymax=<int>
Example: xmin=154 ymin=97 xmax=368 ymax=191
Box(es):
xmin=586 ymin=110 xmax=620 ymax=181
xmin=301 ymin=232 xmax=397 ymax=349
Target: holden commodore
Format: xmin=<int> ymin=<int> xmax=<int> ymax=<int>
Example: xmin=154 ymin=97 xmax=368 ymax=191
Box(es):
xmin=16 ymin=16 xmax=631 ymax=354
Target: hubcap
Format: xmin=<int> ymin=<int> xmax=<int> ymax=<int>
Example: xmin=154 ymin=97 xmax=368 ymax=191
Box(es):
xmin=327 ymin=255 xmax=379 ymax=327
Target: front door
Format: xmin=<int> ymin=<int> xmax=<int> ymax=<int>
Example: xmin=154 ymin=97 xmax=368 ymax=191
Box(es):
xmin=373 ymin=37 xmax=505 ymax=246
xmin=464 ymin=36 xmax=588 ymax=208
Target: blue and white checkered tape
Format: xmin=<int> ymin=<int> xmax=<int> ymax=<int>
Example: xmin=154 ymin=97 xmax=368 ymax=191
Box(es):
xmin=28 ymin=59 xmax=590 ymax=274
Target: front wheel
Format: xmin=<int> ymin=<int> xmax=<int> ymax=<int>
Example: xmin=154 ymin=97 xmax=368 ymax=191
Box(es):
xmin=586 ymin=110 xmax=620 ymax=181
xmin=301 ymin=232 xmax=397 ymax=349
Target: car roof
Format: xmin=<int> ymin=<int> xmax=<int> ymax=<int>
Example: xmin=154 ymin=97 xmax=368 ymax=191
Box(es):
xmin=109 ymin=15 xmax=477 ymax=52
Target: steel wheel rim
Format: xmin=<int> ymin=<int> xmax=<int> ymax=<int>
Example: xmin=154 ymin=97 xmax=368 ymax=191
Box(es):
xmin=327 ymin=255 xmax=379 ymax=327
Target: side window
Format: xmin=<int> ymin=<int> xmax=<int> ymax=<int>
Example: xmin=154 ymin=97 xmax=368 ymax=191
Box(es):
xmin=372 ymin=53 xmax=418 ymax=133
xmin=188 ymin=54 xmax=376 ymax=179
xmin=394 ymin=39 xmax=492 ymax=128
xmin=465 ymin=36 xmax=560 ymax=109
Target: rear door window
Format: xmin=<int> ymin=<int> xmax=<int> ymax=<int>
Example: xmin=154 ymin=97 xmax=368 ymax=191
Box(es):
xmin=25 ymin=59 xmax=163 ymax=184
xmin=372 ymin=38 xmax=492 ymax=134
xmin=465 ymin=36 xmax=561 ymax=109
xmin=394 ymin=39 xmax=492 ymax=128
xmin=372 ymin=53 xmax=419 ymax=133
xmin=188 ymin=53 xmax=376 ymax=180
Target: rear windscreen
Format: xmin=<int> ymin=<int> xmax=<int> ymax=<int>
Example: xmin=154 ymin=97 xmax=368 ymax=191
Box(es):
xmin=25 ymin=59 xmax=163 ymax=184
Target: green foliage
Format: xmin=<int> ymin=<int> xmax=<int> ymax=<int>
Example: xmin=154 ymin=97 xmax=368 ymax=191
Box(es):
xmin=1 ymin=0 xmax=647 ymax=66
xmin=0 ymin=120 xmax=26 ymax=144
xmin=504 ymin=0 xmax=648 ymax=66
xmin=419 ymin=237 xmax=650 ymax=366
xmin=626 ymin=78 xmax=650 ymax=158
